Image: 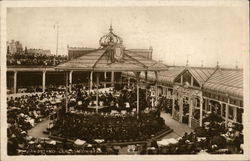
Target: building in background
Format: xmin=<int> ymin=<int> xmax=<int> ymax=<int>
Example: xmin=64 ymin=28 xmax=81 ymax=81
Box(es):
xmin=7 ymin=40 xmax=23 ymax=55
xmin=26 ymin=48 xmax=51 ymax=55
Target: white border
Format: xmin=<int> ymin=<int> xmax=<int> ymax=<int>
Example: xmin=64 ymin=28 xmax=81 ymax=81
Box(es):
xmin=1 ymin=0 xmax=249 ymax=161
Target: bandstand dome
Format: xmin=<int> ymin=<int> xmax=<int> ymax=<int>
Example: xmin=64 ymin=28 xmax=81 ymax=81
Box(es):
xmin=99 ymin=25 xmax=123 ymax=47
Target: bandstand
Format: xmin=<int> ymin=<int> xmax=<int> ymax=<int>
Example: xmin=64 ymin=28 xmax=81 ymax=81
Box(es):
xmin=55 ymin=25 xmax=168 ymax=117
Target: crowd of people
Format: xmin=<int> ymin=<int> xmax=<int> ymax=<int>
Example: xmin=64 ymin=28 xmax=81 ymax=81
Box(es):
xmin=50 ymin=85 xmax=167 ymax=142
xmin=7 ymin=83 xmax=244 ymax=155
xmin=156 ymin=95 xmax=173 ymax=114
xmin=66 ymin=84 xmax=149 ymax=112
xmin=7 ymin=85 xmax=168 ymax=155
xmin=51 ymin=110 xmax=166 ymax=142
xmin=7 ymin=91 xmax=65 ymax=155
xmin=9 ymin=136 xmax=120 ymax=155
xmin=141 ymin=112 xmax=244 ymax=155
xmin=7 ymin=52 xmax=67 ymax=66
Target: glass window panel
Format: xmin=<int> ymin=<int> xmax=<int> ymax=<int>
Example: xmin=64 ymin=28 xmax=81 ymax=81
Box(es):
xmin=240 ymin=101 xmax=243 ymax=107
xmin=222 ymin=104 xmax=226 ymax=117
xmin=196 ymin=98 xmax=200 ymax=107
xmin=203 ymin=99 xmax=206 ymax=110
xmin=193 ymin=79 xmax=200 ymax=87
xmin=208 ymin=102 xmax=211 ymax=111
xmin=183 ymin=71 xmax=191 ymax=85
xmin=175 ymin=76 xmax=181 ymax=83
xmin=193 ymin=108 xmax=200 ymax=120
xmin=217 ymin=103 xmax=221 ymax=116
xmin=229 ymin=106 xmax=234 ymax=120
xmin=237 ymin=108 xmax=243 ymax=123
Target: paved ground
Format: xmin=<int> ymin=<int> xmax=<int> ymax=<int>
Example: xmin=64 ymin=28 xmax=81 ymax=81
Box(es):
xmin=28 ymin=118 xmax=49 ymax=138
xmin=160 ymin=112 xmax=193 ymax=139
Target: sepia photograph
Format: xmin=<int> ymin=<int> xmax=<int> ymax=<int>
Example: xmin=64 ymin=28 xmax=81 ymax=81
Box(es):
xmin=0 ymin=0 xmax=249 ymax=161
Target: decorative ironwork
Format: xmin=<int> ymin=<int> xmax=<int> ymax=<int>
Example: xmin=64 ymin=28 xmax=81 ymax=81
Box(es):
xmin=99 ymin=25 xmax=123 ymax=47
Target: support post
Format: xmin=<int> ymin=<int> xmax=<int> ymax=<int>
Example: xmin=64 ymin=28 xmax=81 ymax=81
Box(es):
xmin=119 ymin=75 xmax=122 ymax=86
xmin=104 ymin=72 xmax=107 ymax=88
xmin=220 ymin=102 xmax=223 ymax=117
xmin=225 ymin=97 xmax=229 ymax=128
xmin=96 ymin=72 xmax=99 ymax=112
xmin=205 ymin=98 xmax=208 ymax=112
xmin=90 ymin=71 xmax=93 ymax=90
xmin=111 ymin=71 xmax=114 ymax=87
xmin=13 ymin=71 xmax=17 ymax=94
xmin=172 ymin=92 xmax=175 ymax=118
xmin=127 ymin=77 xmax=130 ymax=86
xmin=65 ymin=72 xmax=69 ymax=113
xmin=233 ymin=106 xmax=237 ymax=122
xmin=179 ymin=91 xmax=183 ymax=123
xmin=155 ymin=71 xmax=159 ymax=107
xmin=188 ymin=97 xmax=193 ymax=128
xmin=69 ymin=70 xmax=73 ymax=92
xmin=42 ymin=71 xmax=46 ymax=93
xmin=200 ymin=96 xmax=203 ymax=127
xmin=136 ymin=72 xmax=140 ymax=119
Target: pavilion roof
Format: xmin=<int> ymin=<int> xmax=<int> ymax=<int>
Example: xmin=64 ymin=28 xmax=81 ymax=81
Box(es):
xmin=203 ymin=68 xmax=243 ymax=98
xmin=124 ymin=66 xmax=243 ymax=98
xmin=55 ymin=48 xmax=168 ymax=72
xmin=123 ymin=66 xmax=184 ymax=85
xmin=173 ymin=67 xmax=216 ymax=87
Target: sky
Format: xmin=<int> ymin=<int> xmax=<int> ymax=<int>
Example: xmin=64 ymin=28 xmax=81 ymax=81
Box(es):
xmin=7 ymin=5 xmax=247 ymax=68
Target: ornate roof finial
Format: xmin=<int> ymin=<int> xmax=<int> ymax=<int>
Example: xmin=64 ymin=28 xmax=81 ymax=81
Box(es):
xmin=186 ymin=55 xmax=189 ymax=67
xmin=109 ymin=24 xmax=113 ymax=33
xmin=236 ymin=60 xmax=238 ymax=69
xmin=216 ymin=60 xmax=220 ymax=68
xmin=99 ymin=25 xmax=123 ymax=47
xmin=216 ymin=55 xmax=220 ymax=68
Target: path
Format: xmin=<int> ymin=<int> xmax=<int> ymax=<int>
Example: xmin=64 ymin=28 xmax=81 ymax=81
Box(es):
xmin=160 ymin=112 xmax=193 ymax=139
xmin=28 ymin=118 xmax=49 ymax=138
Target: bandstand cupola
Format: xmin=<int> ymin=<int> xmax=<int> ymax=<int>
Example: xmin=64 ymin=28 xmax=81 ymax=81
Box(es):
xmin=99 ymin=25 xmax=124 ymax=62
xmin=99 ymin=25 xmax=123 ymax=47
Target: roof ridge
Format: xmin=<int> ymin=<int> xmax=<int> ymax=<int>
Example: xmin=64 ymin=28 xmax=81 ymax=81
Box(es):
xmin=203 ymin=67 xmax=218 ymax=84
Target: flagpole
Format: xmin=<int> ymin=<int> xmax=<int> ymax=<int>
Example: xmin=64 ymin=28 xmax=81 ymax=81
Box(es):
xmin=54 ymin=23 xmax=59 ymax=65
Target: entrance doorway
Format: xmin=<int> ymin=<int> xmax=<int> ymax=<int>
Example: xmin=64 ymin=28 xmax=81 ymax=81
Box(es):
xmin=182 ymin=96 xmax=190 ymax=124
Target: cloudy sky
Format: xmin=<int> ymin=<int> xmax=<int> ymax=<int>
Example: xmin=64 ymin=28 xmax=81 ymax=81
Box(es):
xmin=7 ymin=4 xmax=247 ymax=68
